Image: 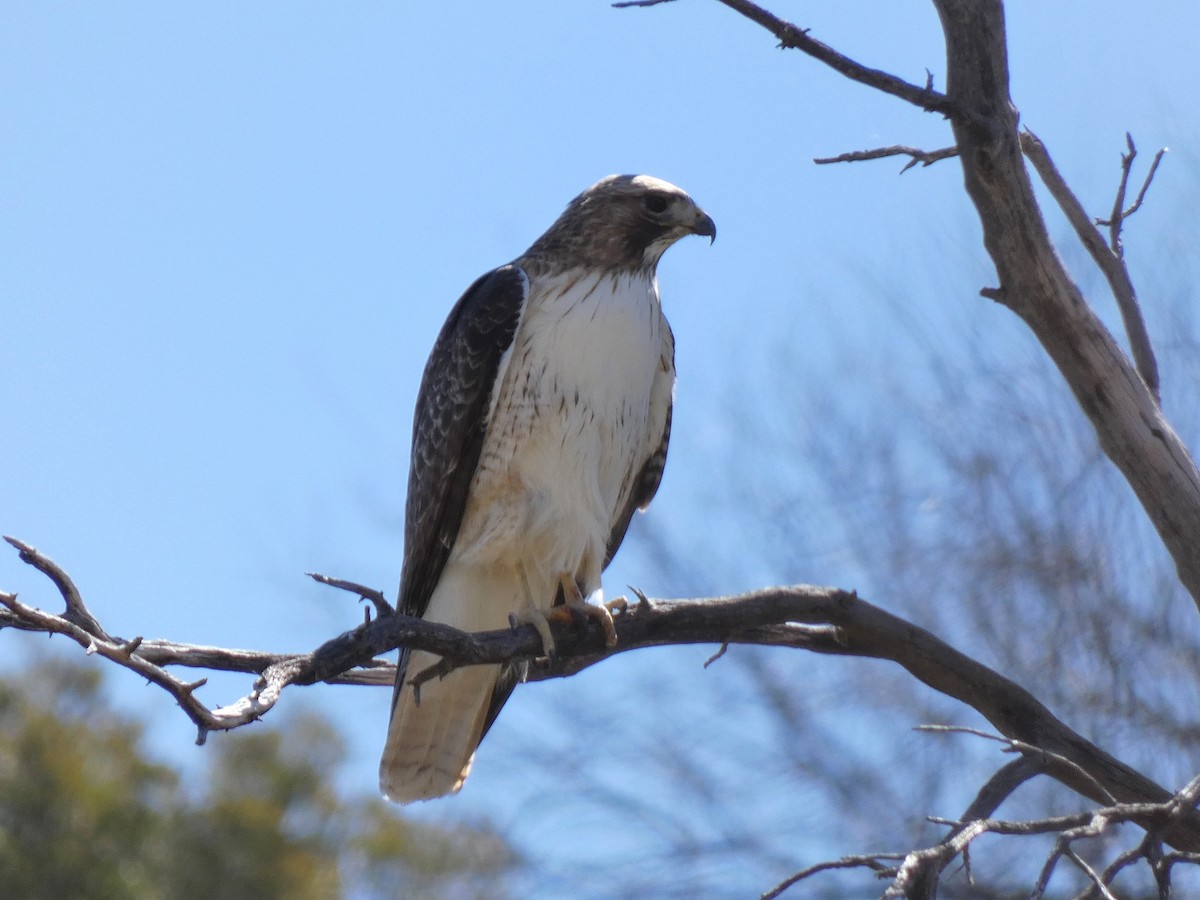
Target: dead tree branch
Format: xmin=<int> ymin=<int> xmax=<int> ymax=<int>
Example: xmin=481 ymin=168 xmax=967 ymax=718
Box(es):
xmin=760 ymin=853 xmax=902 ymax=900
xmin=5 ymin=535 xmax=111 ymax=639
xmin=802 ymin=128 xmax=1164 ymax=402
xmin=814 ymin=145 xmax=959 ymax=172
xmin=612 ymin=1 xmax=1195 ymax=894
xmin=635 ymin=0 xmax=1200 ymax=615
xmin=1020 ymin=130 xmax=1162 ymax=402
xmin=696 ymin=0 xmax=955 ymax=115
xmin=1097 ymin=133 xmax=1167 ymax=255
xmin=4 ymin=536 xmax=1199 ymax=854
xmin=916 ymin=724 xmax=1116 ymax=804
xmin=886 ymin=757 xmax=1044 ymax=899
xmin=765 ymin=775 xmax=1200 ymax=899
xmin=927 ymin=1 xmax=1200 ymax=610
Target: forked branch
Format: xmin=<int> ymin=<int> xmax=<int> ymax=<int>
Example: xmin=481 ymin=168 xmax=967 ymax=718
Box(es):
xmin=3 ymin=535 xmax=1199 ymax=856
xmin=637 ymin=0 xmax=1200 ymax=615
xmin=617 ymin=0 xmax=955 ymax=116
xmin=1097 ymin=133 xmax=1168 ymax=256
xmin=764 ymin=772 xmax=1200 ymax=899
xmin=1021 ymin=130 xmax=1163 ymax=401
xmin=814 ymin=145 xmax=959 ymax=172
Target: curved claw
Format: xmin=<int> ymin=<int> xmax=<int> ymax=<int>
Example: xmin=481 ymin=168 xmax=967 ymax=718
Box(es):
xmin=558 ymin=574 xmax=618 ymax=647
xmin=512 ymin=605 xmax=558 ymax=658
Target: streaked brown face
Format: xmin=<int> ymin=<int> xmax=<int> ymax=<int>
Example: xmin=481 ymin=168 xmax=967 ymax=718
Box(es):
xmin=529 ymin=174 xmax=714 ymax=270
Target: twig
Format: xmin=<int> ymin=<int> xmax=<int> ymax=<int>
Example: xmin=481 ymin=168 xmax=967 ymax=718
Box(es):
xmin=618 ymin=0 xmax=955 ymax=116
xmin=3 ymin=536 xmax=112 ymax=640
xmin=0 ymin=588 xmax=269 ymax=745
xmin=815 ymin=145 xmax=959 ymax=172
xmin=889 ymin=757 xmax=1043 ymax=896
xmin=630 ymin=585 xmax=653 ymax=610
xmin=770 ymin=793 xmax=1196 ymax=898
xmin=306 ymin=572 xmax=394 ymax=617
xmin=4 ymin=539 xmax=1200 ymax=853
xmin=408 ymin=654 xmax=462 ymax=695
xmin=1093 ymin=832 xmax=1160 ymax=900
xmin=901 ymin=772 xmax=1200 ymax=899
xmin=916 ymin=724 xmax=1117 ymax=805
xmin=1019 ymin=130 xmax=1161 ymax=402
xmin=1099 ymin=776 xmax=1200 ymax=898
xmin=1121 ymin=148 xmax=1165 ymax=225
xmin=703 ymin=637 xmax=733 ymax=668
xmin=1095 ymin=134 xmax=1167 ymax=256
xmin=760 ymin=853 xmax=900 ymax=900
xmin=1031 ymin=813 xmax=1114 ymax=900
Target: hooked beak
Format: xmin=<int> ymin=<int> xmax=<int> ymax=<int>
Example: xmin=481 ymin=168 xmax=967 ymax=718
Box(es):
xmin=690 ymin=209 xmax=717 ymax=244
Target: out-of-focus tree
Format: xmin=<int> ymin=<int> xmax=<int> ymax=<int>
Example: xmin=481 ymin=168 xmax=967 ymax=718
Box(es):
xmin=0 ymin=657 xmax=516 ymax=900
xmin=470 ymin=164 xmax=1200 ymax=894
xmin=5 ymin=2 xmax=1200 ymax=897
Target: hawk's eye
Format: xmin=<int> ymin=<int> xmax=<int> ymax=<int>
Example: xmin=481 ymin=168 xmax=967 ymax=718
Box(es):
xmin=643 ymin=193 xmax=669 ymax=214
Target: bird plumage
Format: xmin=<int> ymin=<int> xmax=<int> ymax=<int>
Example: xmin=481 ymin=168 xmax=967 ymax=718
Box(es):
xmin=380 ymin=175 xmax=714 ymax=803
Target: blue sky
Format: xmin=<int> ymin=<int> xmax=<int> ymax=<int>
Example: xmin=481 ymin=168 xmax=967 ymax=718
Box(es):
xmin=4 ymin=1 xmax=1199 ymax=894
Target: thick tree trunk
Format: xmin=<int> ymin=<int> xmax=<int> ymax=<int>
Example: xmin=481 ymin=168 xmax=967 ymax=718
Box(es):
xmin=933 ymin=0 xmax=1200 ymax=610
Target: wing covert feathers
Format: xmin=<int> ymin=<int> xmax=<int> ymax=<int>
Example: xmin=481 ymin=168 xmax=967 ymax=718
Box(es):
xmin=398 ymin=265 xmax=527 ymax=622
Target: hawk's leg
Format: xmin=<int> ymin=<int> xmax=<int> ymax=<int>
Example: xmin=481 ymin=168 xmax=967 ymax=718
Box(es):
xmin=559 ymin=572 xmax=618 ymax=648
xmin=508 ymin=563 xmax=620 ymax=656
xmin=511 ymin=561 xmax=558 ymax=658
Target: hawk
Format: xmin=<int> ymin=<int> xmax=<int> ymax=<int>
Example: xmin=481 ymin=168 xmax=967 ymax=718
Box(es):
xmin=380 ymin=174 xmax=715 ymax=803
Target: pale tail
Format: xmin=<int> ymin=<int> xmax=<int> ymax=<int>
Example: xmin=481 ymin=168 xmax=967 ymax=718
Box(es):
xmin=379 ymin=561 xmax=520 ymax=803
xmin=380 ymin=656 xmax=499 ymax=802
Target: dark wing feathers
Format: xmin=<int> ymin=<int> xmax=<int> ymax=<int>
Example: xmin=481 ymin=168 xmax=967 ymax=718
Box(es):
xmin=398 ymin=265 xmax=526 ymax=619
xmin=391 ymin=266 xmax=525 ymax=716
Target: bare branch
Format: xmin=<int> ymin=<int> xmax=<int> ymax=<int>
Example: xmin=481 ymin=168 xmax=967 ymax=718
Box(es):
xmin=814 ymin=145 xmax=959 ymax=172
xmin=306 ymin=571 xmax=394 ymax=617
xmin=3 ymin=536 xmax=112 ymax=640
xmin=772 ymin=787 xmax=1200 ymax=899
xmin=0 ymin=587 xmax=270 ymax=745
xmin=760 ymin=853 xmax=900 ymax=900
xmin=888 ymin=757 xmax=1043 ymax=897
xmin=1095 ymin=832 xmax=1163 ymax=899
xmin=622 ymin=2 xmax=1200 ymax=610
xmin=1032 ymin=813 xmax=1117 ymax=900
xmin=1020 ymin=130 xmax=1161 ymax=401
xmin=895 ymin=771 xmax=1200 ymax=899
xmin=703 ymin=636 xmax=732 ymax=668
xmin=924 ymin=0 xmax=1200 ymax=613
xmin=917 ymin=724 xmax=1117 ymax=805
xmin=1117 ymin=149 xmax=1166 ymax=231
xmin=1105 ymin=134 xmax=1135 ymax=252
xmin=5 ymin=538 xmax=1200 ymax=852
xmin=618 ymin=0 xmax=955 ymax=115
xmin=1095 ymin=134 xmax=1167 ymax=256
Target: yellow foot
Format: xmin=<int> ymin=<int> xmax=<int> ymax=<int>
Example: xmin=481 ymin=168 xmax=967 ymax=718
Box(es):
xmin=559 ymin=573 xmax=618 ymax=648
xmin=510 ymin=606 xmax=559 ymax=658
xmin=605 ymin=595 xmax=629 ymax=616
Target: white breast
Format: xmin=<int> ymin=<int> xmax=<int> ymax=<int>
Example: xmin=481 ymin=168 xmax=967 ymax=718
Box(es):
xmin=453 ymin=267 xmax=664 ymax=590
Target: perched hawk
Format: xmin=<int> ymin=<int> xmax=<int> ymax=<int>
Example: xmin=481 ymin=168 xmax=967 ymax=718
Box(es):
xmin=380 ymin=174 xmax=715 ymax=803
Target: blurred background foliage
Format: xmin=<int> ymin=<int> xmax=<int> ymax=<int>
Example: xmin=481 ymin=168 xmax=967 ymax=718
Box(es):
xmin=0 ymin=658 xmax=516 ymax=899
xmin=3 ymin=3 xmax=1199 ymax=897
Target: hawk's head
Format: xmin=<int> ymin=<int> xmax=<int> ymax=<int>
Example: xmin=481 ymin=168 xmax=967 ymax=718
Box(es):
xmin=524 ymin=174 xmax=715 ymax=272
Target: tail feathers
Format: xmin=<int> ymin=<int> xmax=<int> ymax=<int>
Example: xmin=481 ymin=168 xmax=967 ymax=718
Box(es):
xmin=380 ymin=559 xmax=542 ymax=803
xmin=380 ymin=651 xmax=499 ymax=803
